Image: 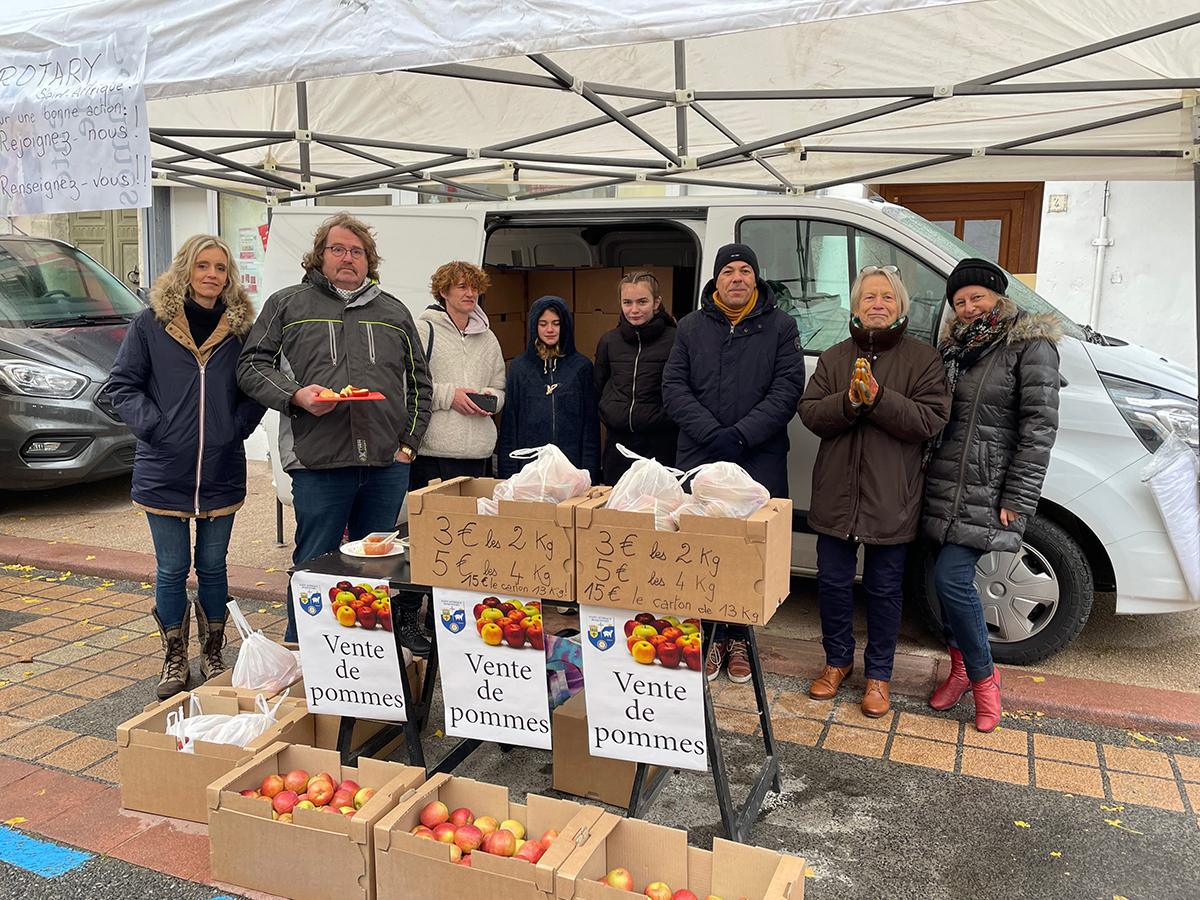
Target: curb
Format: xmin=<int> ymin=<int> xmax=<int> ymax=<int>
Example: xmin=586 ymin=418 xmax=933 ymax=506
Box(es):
xmin=0 ymin=535 xmax=289 ymax=604
xmin=4 ymin=535 xmax=1199 ymax=738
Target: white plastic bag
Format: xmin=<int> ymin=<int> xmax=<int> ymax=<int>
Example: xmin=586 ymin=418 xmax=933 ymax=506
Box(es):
xmin=606 ymin=445 xmax=686 ymax=531
xmin=506 ymin=445 xmax=592 ymax=503
xmin=667 ymin=496 xmax=740 ymax=530
xmin=229 ymin=600 xmax=302 ymax=694
xmin=1142 ymin=433 xmax=1200 ymax=601
xmin=178 ymin=692 xmax=236 ymax=744
xmin=476 ymin=475 xmax=514 ymax=515
xmin=203 ymin=694 xmax=287 ymax=748
xmin=165 ymin=709 xmax=194 ymax=754
xmin=684 ymin=461 xmax=771 ymax=519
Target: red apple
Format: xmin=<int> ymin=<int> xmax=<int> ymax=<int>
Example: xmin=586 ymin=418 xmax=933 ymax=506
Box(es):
xmin=338 ymin=780 xmax=361 ymax=795
xmin=411 ymin=825 xmax=435 ymax=838
xmin=526 ymin=622 xmax=544 ymax=651
xmin=260 ymin=774 xmax=285 ymax=799
xmin=433 ymin=822 xmax=458 ymax=843
xmin=624 ymin=620 xmax=639 ymax=637
xmin=482 ymin=596 xmax=502 ymax=608
xmin=340 ymin=806 xmax=357 ymax=817
xmin=458 ymin=853 xmax=473 ymax=867
xmin=454 ymin=824 xmax=483 ymax=852
xmin=448 ymin=844 xmax=463 ymax=863
xmin=673 ymin=892 xmax=701 ymax=900
xmin=420 ymin=800 xmax=450 ymax=828
xmin=605 ymin=868 xmax=635 ymax=891
xmin=474 ymin=815 xmax=499 ymax=836
xmin=473 ymin=603 xmax=487 ymax=620
xmin=514 ymin=840 xmax=544 ymax=863
xmin=449 ymin=807 xmax=475 ymax=827
xmin=657 ymin=640 xmax=682 ymax=669
xmin=503 ymin=622 xmax=526 ymax=648
xmin=645 ymin=883 xmax=672 ymax=900
xmin=331 ymin=789 xmax=355 ymax=810
xmin=272 ymin=790 xmax=299 ymax=815
xmin=538 ymin=828 xmax=558 ymax=850
xmin=482 ymin=829 xmax=516 ymax=857
xmin=239 ymin=789 xmax=260 ymax=799
xmin=283 ymin=769 xmax=309 ymax=794
xmin=682 ymin=643 xmax=702 ymax=671
xmin=308 ymin=779 xmax=334 ymax=807
xmin=499 ymin=602 xmax=516 ymax=616
xmin=635 ymin=612 xmax=656 ymax=625
xmin=357 ymin=606 xmax=378 ymax=630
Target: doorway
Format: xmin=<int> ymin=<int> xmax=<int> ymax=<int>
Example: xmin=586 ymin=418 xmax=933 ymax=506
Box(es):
xmin=67 ymin=208 xmax=141 ymax=292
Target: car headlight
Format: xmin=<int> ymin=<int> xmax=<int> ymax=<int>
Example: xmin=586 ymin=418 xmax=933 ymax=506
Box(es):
xmin=0 ymin=358 xmax=89 ymax=400
xmin=1100 ymin=373 xmax=1199 ymax=453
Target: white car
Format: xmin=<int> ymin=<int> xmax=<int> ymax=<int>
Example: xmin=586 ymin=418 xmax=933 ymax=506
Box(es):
xmin=262 ymin=196 xmax=1199 ymax=664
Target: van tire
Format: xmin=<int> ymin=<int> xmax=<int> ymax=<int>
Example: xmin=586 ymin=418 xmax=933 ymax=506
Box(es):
xmin=909 ymin=515 xmax=1094 ymax=665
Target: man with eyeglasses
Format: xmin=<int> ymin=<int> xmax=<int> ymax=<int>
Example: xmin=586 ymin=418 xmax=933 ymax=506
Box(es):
xmin=238 ymin=212 xmax=433 ymax=652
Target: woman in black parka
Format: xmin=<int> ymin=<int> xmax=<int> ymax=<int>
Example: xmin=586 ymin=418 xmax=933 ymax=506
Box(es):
xmin=594 ymin=270 xmax=678 ymax=483
xmin=108 ymin=235 xmax=265 ymax=699
xmin=923 ymin=257 xmax=1062 ymax=733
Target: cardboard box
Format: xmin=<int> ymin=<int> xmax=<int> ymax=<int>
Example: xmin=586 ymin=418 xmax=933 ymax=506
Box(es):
xmin=493 ymin=314 xmax=527 ymax=360
xmin=573 ymin=311 xmax=620 ymax=360
xmin=408 ymin=476 xmax=589 ymax=603
xmin=574 ymin=494 xmax=793 ymax=626
xmin=623 ymin=265 xmax=675 ymax=311
xmin=573 ymin=267 xmax=623 ymax=314
xmin=374 ymin=772 xmax=603 ymax=900
xmin=528 ymin=268 xmax=575 ymax=310
xmin=199 ymin=660 xmax=306 ymax=700
xmin=484 ymin=266 xmax=529 ymax=316
xmin=117 ymin=693 xmax=313 ymax=822
xmin=208 ymin=742 xmax=426 ymax=900
xmin=557 ymin=812 xmax=806 ymax=900
xmin=552 ymin=690 xmax=656 ymax=809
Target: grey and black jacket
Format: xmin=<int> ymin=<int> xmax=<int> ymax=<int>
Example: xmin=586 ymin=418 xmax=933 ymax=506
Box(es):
xmin=922 ymin=309 xmax=1062 ymax=553
xmin=237 ymin=270 xmax=432 ymax=471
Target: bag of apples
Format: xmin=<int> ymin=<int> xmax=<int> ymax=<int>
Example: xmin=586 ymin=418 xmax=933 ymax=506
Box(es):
xmin=228 ymin=599 xmax=302 ymax=694
xmin=373 ymin=772 xmax=605 ymax=900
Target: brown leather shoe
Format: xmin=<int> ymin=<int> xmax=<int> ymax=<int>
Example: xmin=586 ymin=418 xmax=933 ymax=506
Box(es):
xmin=861 ymin=679 xmax=891 ymax=718
xmin=809 ymin=664 xmax=852 ymax=700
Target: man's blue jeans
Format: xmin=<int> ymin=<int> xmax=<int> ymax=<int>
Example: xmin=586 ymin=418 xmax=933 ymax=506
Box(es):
xmin=816 ymin=533 xmax=909 ymax=681
xmin=145 ymin=512 xmax=236 ymax=629
xmin=933 ymin=542 xmax=994 ymax=681
xmin=286 ymin=462 xmax=410 ymax=641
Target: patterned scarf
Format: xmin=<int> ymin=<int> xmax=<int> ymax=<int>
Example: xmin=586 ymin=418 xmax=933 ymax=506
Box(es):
xmin=939 ymin=307 xmax=1014 ymax=395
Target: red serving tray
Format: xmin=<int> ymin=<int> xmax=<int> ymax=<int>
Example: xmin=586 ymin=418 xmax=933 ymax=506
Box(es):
xmin=313 ymin=391 xmax=387 ymax=402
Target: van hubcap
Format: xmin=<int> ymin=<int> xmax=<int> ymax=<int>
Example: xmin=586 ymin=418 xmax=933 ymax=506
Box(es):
xmin=975 ymin=545 xmax=1060 ymax=643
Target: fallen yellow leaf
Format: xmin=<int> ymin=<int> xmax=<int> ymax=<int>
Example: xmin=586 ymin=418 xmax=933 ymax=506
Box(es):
xmin=1014 ymin=820 xmax=1031 ymax=828
xmin=1031 ymin=676 xmax=1045 ymax=683
xmin=265 ymin=567 xmax=279 ymax=573
xmin=255 ymin=581 xmax=266 ymax=587
xmin=257 ymin=608 xmax=267 ymax=613
xmin=1100 ymin=804 xmax=1125 ymax=812
xmin=1049 ymin=851 xmax=1062 ymax=858
xmin=85 ymin=555 xmax=96 ymax=561
xmin=1127 ymin=731 xmax=1158 ymax=745
xmin=4 ymin=816 xmax=26 ymax=825
xmin=804 ymin=866 xmax=815 ymax=877
xmin=1115 ymin=895 xmax=1130 ymax=900
xmin=1104 ymin=818 xmax=1144 ymax=835
xmin=139 ymin=582 xmax=153 ymax=589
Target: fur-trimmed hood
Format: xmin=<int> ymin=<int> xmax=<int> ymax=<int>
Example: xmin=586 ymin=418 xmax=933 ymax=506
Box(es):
xmin=150 ymin=281 xmax=254 ymax=338
xmin=939 ymin=297 xmax=1062 ymax=345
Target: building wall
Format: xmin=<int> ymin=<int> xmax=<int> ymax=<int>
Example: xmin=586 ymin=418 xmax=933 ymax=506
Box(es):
xmin=1035 ymin=180 xmax=1196 ymax=369
xmin=168 ymin=186 xmax=212 ymax=252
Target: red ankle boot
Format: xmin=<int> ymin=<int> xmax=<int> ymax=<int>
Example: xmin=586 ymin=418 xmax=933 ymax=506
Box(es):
xmin=929 ymin=647 xmax=970 ymax=711
xmin=971 ymin=669 xmax=1002 ymax=733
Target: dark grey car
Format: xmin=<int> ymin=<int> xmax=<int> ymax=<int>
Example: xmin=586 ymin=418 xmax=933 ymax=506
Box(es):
xmin=0 ymin=236 xmax=144 ymax=490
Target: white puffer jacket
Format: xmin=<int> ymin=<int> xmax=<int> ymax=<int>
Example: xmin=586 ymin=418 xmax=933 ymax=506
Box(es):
xmin=417 ymin=304 xmax=506 ymax=460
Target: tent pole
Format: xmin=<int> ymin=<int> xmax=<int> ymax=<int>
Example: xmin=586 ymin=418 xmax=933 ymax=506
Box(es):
xmin=485 ymin=102 xmax=665 ymax=152
xmin=528 ymin=54 xmax=682 ymax=165
xmin=805 ymin=154 xmax=969 ymax=192
xmin=158 ymin=136 xmax=287 ymax=166
xmin=689 ymin=102 xmax=794 ymax=189
xmin=674 ymin=40 xmax=688 ymax=158
xmin=514 ymin=177 xmax=634 ymax=199
xmin=316 ymin=155 xmax=465 ymax=192
xmin=152 ymin=160 xmax=297 ymax=190
xmin=408 ymin=62 xmax=676 ymax=101
xmin=424 ymin=174 xmax=508 ymax=201
xmin=156 ymin=173 xmax=268 ymax=203
xmin=150 ymin=134 xmax=300 ymax=190
xmin=693 ymin=77 xmax=1200 ymax=102
xmin=152 ymin=128 xmax=293 ymax=139
xmin=297 ymin=82 xmax=311 ymax=185
xmin=993 ymin=101 xmax=1184 ymax=149
xmin=481 ymin=149 xmax=669 ymax=169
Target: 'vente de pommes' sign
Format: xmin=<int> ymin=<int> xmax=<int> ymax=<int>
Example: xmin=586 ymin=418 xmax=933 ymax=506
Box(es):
xmin=574 ymin=496 xmax=793 ymax=626
xmin=408 ymin=477 xmax=589 ymax=602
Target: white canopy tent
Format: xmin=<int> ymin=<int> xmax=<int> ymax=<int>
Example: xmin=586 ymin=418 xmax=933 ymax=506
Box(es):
xmin=3 ymin=0 xmax=1197 ymax=198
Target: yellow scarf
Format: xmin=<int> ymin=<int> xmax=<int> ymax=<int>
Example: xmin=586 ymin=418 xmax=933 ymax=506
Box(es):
xmin=713 ymin=288 xmax=758 ymax=326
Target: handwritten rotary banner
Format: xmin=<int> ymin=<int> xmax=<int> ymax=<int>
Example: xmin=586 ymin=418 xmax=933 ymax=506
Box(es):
xmin=579 ymin=604 xmax=707 ymax=771
xmin=290 ymin=571 xmax=408 ymax=721
xmin=0 ymin=32 xmax=151 ymax=216
xmin=432 ymin=587 xmax=552 ymax=749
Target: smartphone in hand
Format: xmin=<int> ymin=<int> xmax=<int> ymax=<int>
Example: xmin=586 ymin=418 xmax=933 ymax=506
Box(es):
xmin=466 ymin=392 xmax=498 ymax=414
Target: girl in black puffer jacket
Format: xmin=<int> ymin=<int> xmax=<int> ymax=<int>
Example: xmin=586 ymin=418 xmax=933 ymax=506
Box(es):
xmin=923 ymin=258 xmax=1061 ymax=734
xmin=594 ymin=271 xmax=678 ymax=484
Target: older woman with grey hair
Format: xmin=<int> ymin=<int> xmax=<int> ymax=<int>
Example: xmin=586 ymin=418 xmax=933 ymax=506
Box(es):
xmin=924 ymin=257 xmax=1061 ymax=733
xmin=799 ymin=266 xmax=951 ymax=717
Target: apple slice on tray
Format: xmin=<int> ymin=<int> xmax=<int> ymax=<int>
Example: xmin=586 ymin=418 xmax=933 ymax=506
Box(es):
xmin=314 ymin=385 xmax=387 ymax=402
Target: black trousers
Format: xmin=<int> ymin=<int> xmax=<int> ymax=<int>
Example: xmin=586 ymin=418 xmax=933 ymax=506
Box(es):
xmin=601 ymin=426 xmax=678 ymax=486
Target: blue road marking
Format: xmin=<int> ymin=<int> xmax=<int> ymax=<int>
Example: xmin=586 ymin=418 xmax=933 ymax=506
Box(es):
xmin=0 ymin=825 xmax=92 ymax=878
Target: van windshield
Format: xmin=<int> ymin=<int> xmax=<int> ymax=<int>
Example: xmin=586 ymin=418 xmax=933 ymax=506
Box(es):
xmin=0 ymin=239 xmax=143 ymax=328
xmin=882 ymin=204 xmax=1084 ymax=340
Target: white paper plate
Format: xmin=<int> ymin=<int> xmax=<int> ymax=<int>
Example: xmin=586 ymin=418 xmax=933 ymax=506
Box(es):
xmin=339 ymin=538 xmax=407 ymax=558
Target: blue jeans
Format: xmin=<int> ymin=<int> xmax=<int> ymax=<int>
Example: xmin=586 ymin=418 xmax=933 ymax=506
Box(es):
xmin=933 ymin=542 xmax=994 ymax=680
xmin=816 ymin=533 xmax=909 ymax=681
xmin=286 ymin=462 xmax=411 ymax=641
xmin=145 ymin=512 xmax=236 ymax=629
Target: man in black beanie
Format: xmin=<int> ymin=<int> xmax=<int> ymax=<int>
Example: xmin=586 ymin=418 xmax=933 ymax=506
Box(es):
xmin=662 ymin=242 xmax=805 ymax=682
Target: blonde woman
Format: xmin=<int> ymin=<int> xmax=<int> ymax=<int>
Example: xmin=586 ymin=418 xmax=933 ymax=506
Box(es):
xmin=798 ymin=265 xmax=950 ymax=717
xmin=108 ymin=235 xmax=264 ymax=699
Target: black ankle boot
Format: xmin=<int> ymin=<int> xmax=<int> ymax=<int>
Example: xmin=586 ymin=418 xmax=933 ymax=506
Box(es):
xmin=193 ymin=598 xmax=228 ymax=680
xmin=397 ymin=603 xmax=431 ymax=657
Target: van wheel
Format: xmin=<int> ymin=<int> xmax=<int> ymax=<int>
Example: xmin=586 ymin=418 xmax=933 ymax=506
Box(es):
xmin=910 ymin=515 xmax=1094 ymax=665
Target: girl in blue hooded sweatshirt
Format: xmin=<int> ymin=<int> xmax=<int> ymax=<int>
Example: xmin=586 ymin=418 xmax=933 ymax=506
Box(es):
xmin=497 ymin=295 xmax=600 ymax=481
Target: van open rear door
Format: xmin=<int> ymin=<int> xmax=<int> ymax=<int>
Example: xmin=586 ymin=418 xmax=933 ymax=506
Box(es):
xmin=261 ymin=206 xmax=486 ymax=317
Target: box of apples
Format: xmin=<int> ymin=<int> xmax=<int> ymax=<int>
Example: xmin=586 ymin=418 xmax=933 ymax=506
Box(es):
xmin=555 ymin=811 xmax=806 ymax=900
xmin=208 ymin=741 xmax=426 ymax=900
xmin=373 ymin=772 xmax=604 ymax=900
xmin=117 ymin=692 xmax=313 ymax=823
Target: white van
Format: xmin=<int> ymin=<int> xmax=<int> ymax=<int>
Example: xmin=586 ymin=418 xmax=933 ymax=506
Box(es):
xmin=261 ymin=196 xmax=1199 ymax=664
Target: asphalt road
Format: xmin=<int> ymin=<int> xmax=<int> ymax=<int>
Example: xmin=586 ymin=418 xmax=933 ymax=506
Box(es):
xmin=2 ymin=467 xmax=1198 ymax=694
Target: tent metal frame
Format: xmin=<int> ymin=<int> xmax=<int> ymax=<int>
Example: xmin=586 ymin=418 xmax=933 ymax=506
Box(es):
xmin=146 ymin=12 xmax=1198 ymax=203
